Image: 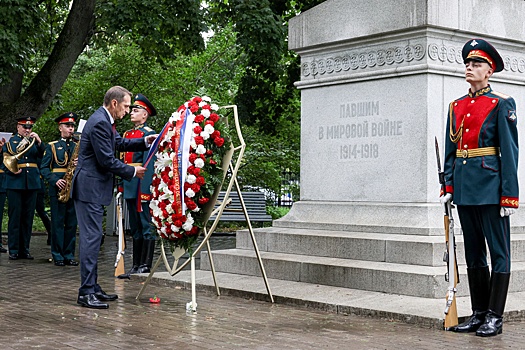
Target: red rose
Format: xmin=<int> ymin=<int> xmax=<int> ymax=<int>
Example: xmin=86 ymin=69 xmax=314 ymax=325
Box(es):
xmin=162 ymin=209 xmax=169 ymax=218
xmin=214 ymin=137 xmax=225 ymax=147
xmin=211 ymin=130 xmax=220 ymax=139
xmin=194 ymin=114 xmax=205 ymax=123
xmin=192 ymin=96 xmax=202 ymax=103
xmin=194 ymin=136 xmax=204 ymax=145
xmin=189 ymin=153 xmax=198 ymax=163
xmin=201 ymin=104 xmax=211 ymax=110
xmin=205 ymin=120 xmax=214 ymax=127
xmin=196 ymin=176 xmax=206 ymax=185
xmin=189 ymin=227 xmax=200 ymax=235
xmin=209 ymin=113 xmax=220 ymax=122
xmin=174 ymin=220 xmax=183 ymax=227
xmin=206 ymin=149 xmax=213 ymax=156
xmin=191 ymin=183 xmax=201 ymax=193
xmin=186 ymin=200 xmax=197 ymax=211
xmin=198 ymin=197 xmax=209 ymax=205
xmin=209 ymin=159 xmax=217 ymax=165
xmin=193 ymin=125 xmax=203 ymax=134
xmin=189 ymin=102 xmax=199 ymax=113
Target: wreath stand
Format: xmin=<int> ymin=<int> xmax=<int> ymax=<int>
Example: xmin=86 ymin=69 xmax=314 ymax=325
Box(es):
xmin=136 ymin=105 xmax=274 ymax=310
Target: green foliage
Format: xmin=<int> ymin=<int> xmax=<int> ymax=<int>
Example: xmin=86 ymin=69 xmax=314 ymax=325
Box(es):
xmin=266 ymin=205 xmax=290 ymax=220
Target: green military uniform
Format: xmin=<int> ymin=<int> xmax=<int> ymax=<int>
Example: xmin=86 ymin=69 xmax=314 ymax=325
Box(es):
xmin=2 ymin=117 xmax=45 ymax=259
xmin=121 ymin=93 xmax=157 ymax=275
xmin=41 ymin=136 xmax=79 ymax=265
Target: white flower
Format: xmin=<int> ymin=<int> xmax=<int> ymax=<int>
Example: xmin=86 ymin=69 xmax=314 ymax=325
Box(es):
xmin=200 ymin=131 xmax=210 ymax=140
xmin=171 ymin=111 xmax=181 ymax=122
xmin=171 ymin=224 xmax=180 ymax=232
xmin=186 ymin=174 xmax=196 ymax=184
xmin=202 ymin=96 xmax=211 ymax=102
xmin=182 ymin=221 xmax=193 ymax=231
xmin=185 ymin=188 xmax=195 ymax=198
xmin=194 ymin=158 xmax=205 ymax=168
xmin=195 ymin=144 xmax=206 ymax=154
xmin=210 ymin=103 xmax=219 ymax=111
xmin=204 ymin=124 xmax=215 ymax=134
xmin=201 ymin=109 xmax=210 ymax=118
xmin=190 ymin=140 xmax=197 ymax=149
xmin=198 ymin=101 xmax=207 ymax=108
xmin=192 ymin=206 xmax=201 ymax=213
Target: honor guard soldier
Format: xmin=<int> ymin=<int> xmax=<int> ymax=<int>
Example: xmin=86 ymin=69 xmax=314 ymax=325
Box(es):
xmin=441 ymin=38 xmax=518 ymax=337
xmin=41 ymin=113 xmax=80 ymax=266
xmin=121 ymin=93 xmax=157 ymax=275
xmin=2 ymin=117 xmax=46 ymax=260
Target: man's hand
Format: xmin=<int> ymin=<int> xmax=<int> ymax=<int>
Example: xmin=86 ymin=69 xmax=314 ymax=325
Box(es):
xmin=440 ymin=193 xmax=452 ymax=205
xmin=500 ymin=207 xmax=517 ymax=217
xmin=145 ymin=134 xmax=159 ymax=146
xmin=56 ymin=179 xmax=67 ymax=190
xmin=134 ymin=166 xmax=147 ymax=179
xmin=0 ymin=137 xmax=5 ymax=148
xmin=29 ymin=132 xmax=42 ymax=145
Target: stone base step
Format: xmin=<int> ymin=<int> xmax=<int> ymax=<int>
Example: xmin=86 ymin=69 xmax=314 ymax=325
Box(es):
xmin=141 ymin=269 xmax=525 ymax=329
xmin=200 ymin=248 xmax=525 ymax=298
xmin=235 ymin=227 xmax=525 ymax=266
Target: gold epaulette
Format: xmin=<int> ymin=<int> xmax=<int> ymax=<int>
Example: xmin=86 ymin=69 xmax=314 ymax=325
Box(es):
xmin=492 ymin=91 xmax=510 ymax=99
xmin=49 ymin=140 xmax=58 ymax=144
xmin=144 ymin=126 xmax=153 ymax=132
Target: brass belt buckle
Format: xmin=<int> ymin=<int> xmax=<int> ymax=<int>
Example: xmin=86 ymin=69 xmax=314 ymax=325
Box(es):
xmin=461 ymin=150 xmax=468 ymax=158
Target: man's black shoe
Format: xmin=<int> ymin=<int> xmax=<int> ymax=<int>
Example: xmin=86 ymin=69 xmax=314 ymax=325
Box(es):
xmin=8 ymin=253 xmax=18 ymax=260
xmin=19 ymin=253 xmax=34 ymax=260
xmin=77 ymin=294 xmax=109 ymax=309
xmin=95 ymin=290 xmax=118 ymax=301
xmin=0 ymin=246 xmax=7 ymax=253
xmin=54 ymin=260 xmax=65 ymax=266
xmin=65 ymin=259 xmax=79 ymax=266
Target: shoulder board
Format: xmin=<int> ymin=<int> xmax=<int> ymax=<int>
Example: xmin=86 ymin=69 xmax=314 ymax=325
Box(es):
xmin=492 ymin=91 xmax=510 ymax=99
xmin=49 ymin=140 xmax=58 ymax=144
xmin=144 ymin=126 xmax=153 ymax=132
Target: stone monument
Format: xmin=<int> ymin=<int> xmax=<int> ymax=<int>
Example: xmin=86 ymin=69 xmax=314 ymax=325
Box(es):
xmin=200 ymin=0 xmax=525 ymax=319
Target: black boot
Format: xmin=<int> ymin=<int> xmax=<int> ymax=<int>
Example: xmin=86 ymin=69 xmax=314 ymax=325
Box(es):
xmin=476 ymin=272 xmax=510 ymax=337
xmin=137 ymin=240 xmax=156 ymax=274
xmin=449 ymin=266 xmax=490 ymax=332
xmin=128 ymin=238 xmax=143 ymax=275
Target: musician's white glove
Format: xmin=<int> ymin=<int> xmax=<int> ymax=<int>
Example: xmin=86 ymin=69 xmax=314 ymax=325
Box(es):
xmin=440 ymin=193 xmax=452 ymax=205
xmin=500 ymin=207 xmax=517 ymax=217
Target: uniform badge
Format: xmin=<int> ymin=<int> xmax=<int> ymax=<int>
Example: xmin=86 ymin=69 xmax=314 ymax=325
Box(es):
xmin=508 ymin=110 xmax=517 ymax=122
xmin=470 ymin=39 xmax=478 ymax=47
xmin=57 ymin=147 xmax=63 ymax=150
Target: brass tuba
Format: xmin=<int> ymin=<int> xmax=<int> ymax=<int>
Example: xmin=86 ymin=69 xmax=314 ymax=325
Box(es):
xmin=57 ymin=136 xmax=80 ymax=203
xmin=3 ymin=137 xmax=36 ymax=173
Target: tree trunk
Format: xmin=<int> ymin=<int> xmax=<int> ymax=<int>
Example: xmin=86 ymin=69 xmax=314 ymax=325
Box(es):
xmin=3 ymin=0 xmax=96 ymax=130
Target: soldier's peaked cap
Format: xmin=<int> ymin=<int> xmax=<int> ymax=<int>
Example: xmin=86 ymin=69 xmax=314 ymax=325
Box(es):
xmin=132 ymin=93 xmax=157 ymax=117
xmin=54 ymin=112 xmax=78 ymax=124
xmin=17 ymin=116 xmax=36 ymax=125
xmin=462 ymin=38 xmax=504 ymax=73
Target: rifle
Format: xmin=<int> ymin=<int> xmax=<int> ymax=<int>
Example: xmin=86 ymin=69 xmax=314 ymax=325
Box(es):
xmin=435 ymin=137 xmax=459 ymax=329
xmin=114 ymin=192 xmax=126 ymax=277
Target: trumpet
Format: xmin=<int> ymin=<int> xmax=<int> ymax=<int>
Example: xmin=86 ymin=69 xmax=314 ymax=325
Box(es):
xmin=3 ymin=137 xmax=35 ymax=173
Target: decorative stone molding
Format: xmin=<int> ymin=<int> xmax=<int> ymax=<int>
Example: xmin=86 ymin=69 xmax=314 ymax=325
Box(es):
xmin=302 ymin=43 xmax=525 ymax=77
xmin=302 ymin=44 xmax=425 ymax=77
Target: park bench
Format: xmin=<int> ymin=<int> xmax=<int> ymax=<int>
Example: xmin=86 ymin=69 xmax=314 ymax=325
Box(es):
xmin=209 ymin=191 xmax=273 ymax=223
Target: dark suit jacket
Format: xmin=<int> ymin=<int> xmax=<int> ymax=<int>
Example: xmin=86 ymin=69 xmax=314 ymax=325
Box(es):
xmin=72 ymin=107 xmax=148 ymax=206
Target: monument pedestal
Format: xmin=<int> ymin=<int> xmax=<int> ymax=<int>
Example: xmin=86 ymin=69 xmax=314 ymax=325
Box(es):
xmin=200 ymin=0 xmax=525 ymax=321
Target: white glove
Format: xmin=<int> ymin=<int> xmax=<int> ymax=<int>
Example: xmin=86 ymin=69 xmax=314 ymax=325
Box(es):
xmin=440 ymin=193 xmax=452 ymax=205
xmin=500 ymin=207 xmax=517 ymax=217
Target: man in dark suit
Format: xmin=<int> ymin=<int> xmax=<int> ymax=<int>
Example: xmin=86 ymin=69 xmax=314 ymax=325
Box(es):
xmin=72 ymin=86 xmax=157 ymax=309
xmin=2 ymin=117 xmax=46 ymax=260
xmin=442 ymin=38 xmax=519 ymax=337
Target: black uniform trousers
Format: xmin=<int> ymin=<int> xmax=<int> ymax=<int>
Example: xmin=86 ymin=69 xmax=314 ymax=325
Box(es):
xmin=125 ymin=199 xmax=154 ymax=241
xmin=7 ymin=189 xmax=37 ymax=255
xmin=457 ymin=204 xmax=511 ymax=273
xmin=50 ymin=195 xmax=77 ymax=262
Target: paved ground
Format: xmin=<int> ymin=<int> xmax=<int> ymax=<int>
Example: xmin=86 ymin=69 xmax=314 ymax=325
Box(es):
xmin=1 ymin=234 xmax=524 ymax=349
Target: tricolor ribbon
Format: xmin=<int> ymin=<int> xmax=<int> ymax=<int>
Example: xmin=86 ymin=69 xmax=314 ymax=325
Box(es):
xmin=136 ymin=120 xmax=171 ymax=212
